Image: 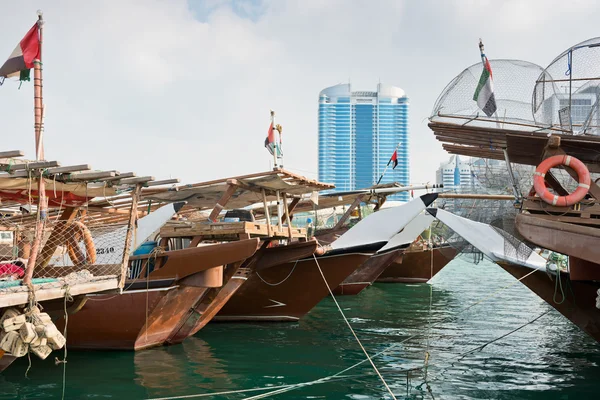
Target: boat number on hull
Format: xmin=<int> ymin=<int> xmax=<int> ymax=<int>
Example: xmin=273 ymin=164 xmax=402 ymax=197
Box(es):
xmin=97 ymin=247 xmax=116 ymax=255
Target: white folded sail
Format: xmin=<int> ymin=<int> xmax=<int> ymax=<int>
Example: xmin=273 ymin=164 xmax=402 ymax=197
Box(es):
xmin=427 ymin=208 xmax=546 ymax=269
xmin=377 ymin=213 xmax=435 ymax=254
xmin=331 ymin=193 xmax=437 ymax=251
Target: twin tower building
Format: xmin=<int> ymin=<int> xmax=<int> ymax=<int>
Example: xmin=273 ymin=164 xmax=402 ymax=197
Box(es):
xmin=317 ymin=83 xmax=410 ymax=201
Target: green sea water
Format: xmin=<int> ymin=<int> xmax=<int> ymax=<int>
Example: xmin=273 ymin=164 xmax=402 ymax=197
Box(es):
xmin=1 ymin=256 xmax=599 ymax=399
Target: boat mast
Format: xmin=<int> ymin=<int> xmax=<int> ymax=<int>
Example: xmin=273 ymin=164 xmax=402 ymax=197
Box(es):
xmin=23 ymin=11 xmax=46 ymax=286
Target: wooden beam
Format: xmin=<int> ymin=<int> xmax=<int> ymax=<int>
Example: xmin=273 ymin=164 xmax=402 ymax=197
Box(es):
xmin=0 ymin=150 xmax=24 ymax=158
xmin=98 ymin=172 xmax=136 ymax=182
xmin=119 ymin=176 xmax=155 ymax=185
xmin=208 ymin=183 xmax=237 ymax=222
xmin=333 ymin=195 xmax=363 ymax=231
xmin=46 ymin=164 xmax=91 ymax=174
xmin=282 ymin=192 xmax=293 ymax=239
xmin=8 ymin=160 xmax=60 ymax=170
xmin=438 ymin=193 xmax=515 ymax=200
xmin=262 ymin=189 xmax=272 ymax=237
xmin=287 ymin=197 xmax=300 ymax=221
xmin=146 ymin=178 xmax=180 ymax=187
xmin=66 ymin=171 xmax=117 ymax=181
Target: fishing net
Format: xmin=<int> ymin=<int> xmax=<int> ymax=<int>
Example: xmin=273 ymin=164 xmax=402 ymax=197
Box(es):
xmin=0 ymin=207 xmax=133 ymax=290
xmin=533 ymin=37 xmax=600 ymax=135
xmin=431 ymin=59 xmax=545 ymax=130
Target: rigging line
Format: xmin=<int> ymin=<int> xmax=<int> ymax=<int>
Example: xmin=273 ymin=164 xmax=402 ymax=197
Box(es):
xmin=255 ymin=259 xmax=299 ymax=286
xmin=146 ymin=374 xmax=358 ymax=400
xmin=311 ymin=254 xmax=397 ymax=400
xmin=455 ymin=310 xmax=551 ymax=360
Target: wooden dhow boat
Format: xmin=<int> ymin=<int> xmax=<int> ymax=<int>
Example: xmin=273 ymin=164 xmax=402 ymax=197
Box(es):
xmin=376 ymin=242 xmax=457 ymax=284
xmin=427 ymin=40 xmax=600 ymax=343
xmin=215 ymin=193 xmax=439 ymax=321
xmin=271 ymin=184 xmax=443 ymax=295
xmin=62 ymin=169 xmax=330 ymax=349
xmin=135 ymin=170 xmax=334 ymax=330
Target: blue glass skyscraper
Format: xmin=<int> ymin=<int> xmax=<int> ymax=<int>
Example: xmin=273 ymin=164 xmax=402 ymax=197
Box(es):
xmin=318 ymin=83 xmax=410 ymax=201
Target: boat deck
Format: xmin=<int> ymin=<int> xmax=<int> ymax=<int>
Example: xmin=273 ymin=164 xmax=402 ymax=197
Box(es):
xmin=0 ymin=274 xmax=118 ymax=308
xmin=161 ymin=221 xmax=306 ymax=240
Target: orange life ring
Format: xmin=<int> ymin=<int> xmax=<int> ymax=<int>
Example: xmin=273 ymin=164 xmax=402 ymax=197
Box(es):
xmin=65 ymin=221 xmax=97 ymax=267
xmin=533 ymin=155 xmax=590 ymax=207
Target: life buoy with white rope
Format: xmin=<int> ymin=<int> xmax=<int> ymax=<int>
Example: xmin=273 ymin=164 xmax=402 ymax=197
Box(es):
xmin=64 ymin=221 xmax=97 ymax=267
xmin=533 ymin=155 xmax=590 ymax=207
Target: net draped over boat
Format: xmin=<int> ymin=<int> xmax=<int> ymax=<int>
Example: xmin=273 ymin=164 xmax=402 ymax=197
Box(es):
xmin=533 ymin=37 xmax=600 ymax=136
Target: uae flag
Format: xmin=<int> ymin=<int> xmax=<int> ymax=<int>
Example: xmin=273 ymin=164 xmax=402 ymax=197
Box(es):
xmin=0 ymin=23 xmax=40 ymax=84
xmin=264 ymin=123 xmax=282 ymax=156
xmin=389 ymin=150 xmax=398 ymax=169
xmin=473 ymin=51 xmax=497 ymax=117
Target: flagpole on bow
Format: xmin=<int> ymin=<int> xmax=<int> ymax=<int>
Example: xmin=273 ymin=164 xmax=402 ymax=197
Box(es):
xmin=23 ymin=10 xmax=46 ymax=285
xmin=270 ymin=110 xmax=278 ymax=169
xmin=376 ymin=142 xmax=401 ymax=185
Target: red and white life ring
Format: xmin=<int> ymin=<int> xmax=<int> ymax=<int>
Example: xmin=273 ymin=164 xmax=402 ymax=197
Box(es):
xmin=533 ymin=155 xmax=590 ymax=207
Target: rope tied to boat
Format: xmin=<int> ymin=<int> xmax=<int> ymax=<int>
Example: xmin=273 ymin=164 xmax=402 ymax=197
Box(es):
xmin=310 ymin=254 xmax=398 ymax=400
xmin=255 ymin=259 xmax=299 ymax=286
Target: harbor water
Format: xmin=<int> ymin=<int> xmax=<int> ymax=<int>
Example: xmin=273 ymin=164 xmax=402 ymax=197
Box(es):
xmin=1 ymin=256 xmax=599 ymax=399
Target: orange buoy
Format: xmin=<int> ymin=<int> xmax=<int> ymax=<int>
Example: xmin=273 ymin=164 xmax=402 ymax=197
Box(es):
xmin=65 ymin=221 xmax=97 ymax=267
xmin=533 ymin=155 xmax=590 ymax=207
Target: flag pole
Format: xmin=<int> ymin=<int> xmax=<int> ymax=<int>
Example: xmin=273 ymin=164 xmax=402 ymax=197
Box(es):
xmin=376 ymin=142 xmax=401 ymax=185
xmin=270 ymin=109 xmax=278 ymax=170
xmin=23 ymin=10 xmax=46 ymax=286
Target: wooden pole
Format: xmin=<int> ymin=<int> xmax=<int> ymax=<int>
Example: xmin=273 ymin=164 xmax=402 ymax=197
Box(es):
xmin=119 ymin=185 xmax=140 ymax=289
xmin=262 ymin=189 xmax=272 ymax=237
xmin=282 ymin=193 xmax=293 ymax=239
xmin=23 ymin=12 xmax=45 ymax=286
xmin=276 ymin=190 xmax=283 ymax=232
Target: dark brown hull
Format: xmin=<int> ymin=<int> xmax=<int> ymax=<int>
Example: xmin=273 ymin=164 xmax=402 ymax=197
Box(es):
xmin=332 ymin=249 xmax=404 ymax=295
xmin=376 ymin=246 xmax=457 ymax=283
xmin=516 ymin=213 xmax=600 ymax=265
xmin=216 ymin=251 xmax=371 ymax=321
xmin=167 ymin=240 xmax=318 ymax=342
xmin=499 ymin=263 xmax=600 ymax=343
xmin=60 ymin=239 xmax=259 ymax=350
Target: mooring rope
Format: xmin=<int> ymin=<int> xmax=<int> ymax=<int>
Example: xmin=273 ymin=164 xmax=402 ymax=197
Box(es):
xmin=311 ymin=254 xmax=397 ymax=400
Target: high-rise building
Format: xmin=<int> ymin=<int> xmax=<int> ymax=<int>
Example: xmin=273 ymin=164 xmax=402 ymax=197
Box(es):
xmin=318 ymin=83 xmax=410 ymax=201
xmin=435 ymin=155 xmax=473 ymax=191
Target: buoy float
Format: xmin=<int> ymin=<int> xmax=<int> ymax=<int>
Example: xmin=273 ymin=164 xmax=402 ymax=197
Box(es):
xmin=533 ymin=155 xmax=590 ymax=207
xmin=65 ymin=221 xmax=97 ymax=267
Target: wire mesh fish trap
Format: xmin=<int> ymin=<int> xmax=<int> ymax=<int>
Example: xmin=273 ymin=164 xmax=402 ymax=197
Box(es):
xmin=533 ymin=37 xmax=600 ymax=136
xmin=431 ymin=59 xmax=545 ymax=130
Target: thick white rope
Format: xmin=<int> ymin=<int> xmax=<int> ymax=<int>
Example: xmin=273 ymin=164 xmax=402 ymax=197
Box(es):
xmin=311 ymin=254 xmax=397 ymax=399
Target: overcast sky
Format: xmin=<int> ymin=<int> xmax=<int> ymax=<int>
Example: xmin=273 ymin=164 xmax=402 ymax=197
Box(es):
xmin=1 ymin=0 xmax=599 ymax=187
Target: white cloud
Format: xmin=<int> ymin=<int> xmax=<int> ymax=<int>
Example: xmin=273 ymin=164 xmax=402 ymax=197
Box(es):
xmin=0 ymin=0 xmax=599 ymax=188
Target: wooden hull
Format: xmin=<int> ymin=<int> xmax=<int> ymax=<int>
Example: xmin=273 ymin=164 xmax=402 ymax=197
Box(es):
xmin=216 ymin=251 xmax=371 ymax=321
xmin=60 ymin=240 xmax=259 ymax=350
xmin=332 ymin=249 xmax=404 ymax=295
xmin=516 ymin=213 xmax=600 ymax=264
xmin=376 ymin=246 xmax=457 ymax=283
xmin=167 ymin=240 xmax=318 ymax=342
xmin=499 ymin=262 xmax=600 ymax=343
